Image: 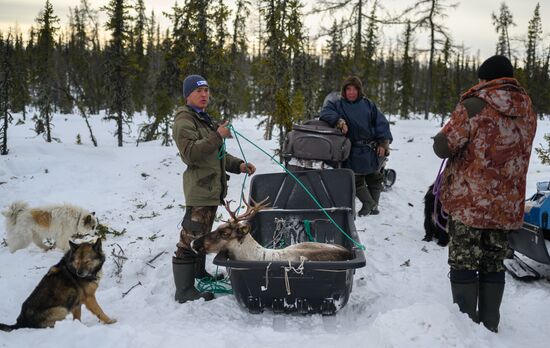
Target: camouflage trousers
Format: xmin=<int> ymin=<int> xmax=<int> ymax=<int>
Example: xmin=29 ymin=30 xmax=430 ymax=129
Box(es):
xmin=175 ymin=206 xmax=217 ymax=258
xmin=448 ymin=216 xmax=509 ymax=273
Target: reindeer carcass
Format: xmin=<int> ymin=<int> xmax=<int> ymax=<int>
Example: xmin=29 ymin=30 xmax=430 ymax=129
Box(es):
xmin=212 ymin=169 xmax=366 ymax=315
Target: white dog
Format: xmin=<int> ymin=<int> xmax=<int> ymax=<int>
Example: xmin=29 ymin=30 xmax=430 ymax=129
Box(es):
xmin=2 ymin=201 xmax=98 ymax=253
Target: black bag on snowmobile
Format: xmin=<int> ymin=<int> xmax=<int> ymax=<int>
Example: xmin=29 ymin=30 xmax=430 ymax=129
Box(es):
xmin=282 ymin=119 xmax=351 ymax=169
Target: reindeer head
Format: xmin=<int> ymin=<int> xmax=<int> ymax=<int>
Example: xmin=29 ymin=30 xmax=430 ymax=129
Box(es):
xmin=190 ymin=197 xmax=269 ymax=255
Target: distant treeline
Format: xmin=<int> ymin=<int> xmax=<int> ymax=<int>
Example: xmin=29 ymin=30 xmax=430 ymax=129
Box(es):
xmin=0 ymin=0 xmax=549 ymax=155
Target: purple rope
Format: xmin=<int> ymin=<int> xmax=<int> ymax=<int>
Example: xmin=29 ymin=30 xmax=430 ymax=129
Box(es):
xmin=432 ymin=159 xmax=448 ymax=230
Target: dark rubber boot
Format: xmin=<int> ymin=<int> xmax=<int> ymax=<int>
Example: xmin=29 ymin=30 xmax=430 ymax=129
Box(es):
xmin=195 ymin=254 xmax=224 ymax=281
xmin=356 ymin=186 xmax=375 ymax=217
xmin=479 ymin=272 xmax=505 ymax=333
xmin=450 ymin=269 xmax=479 ymax=323
xmin=172 ymin=257 xmax=214 ymax=303
xmin=366 ymin=172 xmax=383 ymax=215
xmin=369 ymin=187 xmax=381 ymax=213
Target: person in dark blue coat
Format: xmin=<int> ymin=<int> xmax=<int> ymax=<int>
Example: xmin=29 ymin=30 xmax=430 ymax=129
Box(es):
xmin=320 ymin=76 xmax=393 ymax=216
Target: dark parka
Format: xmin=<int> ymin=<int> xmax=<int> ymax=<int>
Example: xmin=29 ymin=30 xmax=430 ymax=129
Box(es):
xmin=320 ymin=97 xmax=393 ymax=174
xmin=172 ymin=105 xmax=244 ymax=206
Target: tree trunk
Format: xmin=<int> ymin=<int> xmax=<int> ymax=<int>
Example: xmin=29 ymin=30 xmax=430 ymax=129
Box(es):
xmin=117 ymin=109 xmax=123 ymax=147
xmin=353 ymin=0 xmax=363 ymax=72
xmin=1 ymin=107 xmax=8 ymax=155
xmin=424 ymin=2 xmax=436 ymax=120
xmin=75 ymin=102 xmax=97 ymax=147
xmin=264 ymin=115 xmax=273 ymax=140
xmin=45 ymin=105 xmax=52 ymax=143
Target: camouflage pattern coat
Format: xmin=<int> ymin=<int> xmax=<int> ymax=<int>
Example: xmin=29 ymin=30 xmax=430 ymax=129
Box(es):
xmin=437 ymin=78 xmax=537 ymax=229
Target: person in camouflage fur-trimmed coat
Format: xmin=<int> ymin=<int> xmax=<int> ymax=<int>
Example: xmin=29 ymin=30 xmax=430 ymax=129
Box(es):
xmin=433 ymin=55 xmax=537 ymax=332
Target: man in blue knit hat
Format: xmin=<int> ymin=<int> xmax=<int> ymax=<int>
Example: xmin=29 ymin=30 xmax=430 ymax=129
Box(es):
xmin=171 ymin=74 xmax=256 ymax=303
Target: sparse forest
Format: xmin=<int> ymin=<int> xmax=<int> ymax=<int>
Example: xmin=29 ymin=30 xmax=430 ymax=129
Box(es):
xmin=0 ymin=0 xmax=549 ymax=155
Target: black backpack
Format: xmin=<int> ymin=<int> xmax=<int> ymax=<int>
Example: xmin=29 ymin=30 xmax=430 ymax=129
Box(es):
xmin=283 ymin=119 xmax=351 ymax=167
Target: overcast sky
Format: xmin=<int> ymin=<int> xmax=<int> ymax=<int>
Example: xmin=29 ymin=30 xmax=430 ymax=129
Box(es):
xmin=0 ymin=0 xmax=547 ymax=59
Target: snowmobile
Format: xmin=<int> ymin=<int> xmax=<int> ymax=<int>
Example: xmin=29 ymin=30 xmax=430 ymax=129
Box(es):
xmin=282 ymin=91 xmax=397 ymax=190
xmin=505 ymin=181 xmax=550 ymax=280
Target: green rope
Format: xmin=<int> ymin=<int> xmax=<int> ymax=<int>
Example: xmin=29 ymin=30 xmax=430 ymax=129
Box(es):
xmin=233 ymin=128 xmax=249 ymax=215
xmin=216 ymin=139 xmax=226 ymax=159
xmin=228 ymin=124 xmax=365 ymax=251
xmin=216 ymin=128 xmax=249 ymax=214
xmin=196 ymin=266 xmax=233 ymax=294
xmin=303 ymin=219 xmax=316 ymax=242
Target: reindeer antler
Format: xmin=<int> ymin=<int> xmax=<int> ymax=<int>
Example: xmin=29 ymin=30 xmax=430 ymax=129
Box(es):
xmin=222 ymin=199 xmax=238 ymax=222
xmin=223 ymin=195 xmax=270 ymax=223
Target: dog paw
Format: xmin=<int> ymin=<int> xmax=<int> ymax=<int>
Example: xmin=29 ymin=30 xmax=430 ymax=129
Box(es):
xmin=104 ymin=318 xmax=117 ymax=324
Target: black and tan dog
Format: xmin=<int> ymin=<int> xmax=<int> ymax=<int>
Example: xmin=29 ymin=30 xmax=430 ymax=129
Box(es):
xmin=0 ymin=239 xmax=116 ymax=331
xmin=423 ymin=184 xmax=450 ymax=246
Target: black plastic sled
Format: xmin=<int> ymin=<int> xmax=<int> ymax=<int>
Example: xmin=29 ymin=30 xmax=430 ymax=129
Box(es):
xmin=213 ymin=169 xmax=366 ymax=315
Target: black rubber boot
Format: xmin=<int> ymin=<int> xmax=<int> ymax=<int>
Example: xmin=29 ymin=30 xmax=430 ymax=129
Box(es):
xmin=195 ymin=254 xmax=224 ymax=281
xmin=479 ymin=271 xmax=505 ymax=333
xmin=369 ymin=188 xmax=381 ymax=215
xmin=356 ymin=186 xmax=376 ymax=217
xmin=450 ymin=269 xmax=479 ymax=322
xmin=366 ymin=172 xmax=383 ymax=215
xmin=172 ymin=257 xmax=214 ymax=303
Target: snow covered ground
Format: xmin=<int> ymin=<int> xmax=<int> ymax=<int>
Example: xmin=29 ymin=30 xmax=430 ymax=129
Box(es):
xmin=1 ymin=111 xmax=549 ymax=348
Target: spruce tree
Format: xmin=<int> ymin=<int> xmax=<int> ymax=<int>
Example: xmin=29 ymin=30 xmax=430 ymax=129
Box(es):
xmin=321 ymin=20 xmax=346 ymax=101
xmin=130 ymin=0 xmax=147 ymax=112
xmin=0 ymin=33 xmax=14 ymax=155
xmin=403 ymin=0 xmax=455 ymax=119
xmin=399 ymin=21 xmax=413 ymax=119
xmin=363 ymin=0 xmax=380 ymax=97
xmin=140 ymin=18 xmax=174 ymax=145
xmin=64 ymin=2 xmax=98 ymax=146
xmin=524 ymin=3 xmax=545 ymax=117
xmin=433 ymin=38 xmax=454 ymax=125
xmin=9 ymin=33 xmax=30 ymax=116
xmin=81 ymin=0 xmax=104 ymax=114
xmin=208 ymin=0 xmax=231 ymax=118
xmin=34 ymin=0 xmax=60 ymax=143
xmin=228 ymin=0 xmax=252 ymax=116
xmin=103 ymin=0 xmax=133 ymax=146
xmin=313 ymin=0 xmax=368 ymax=73
xmin=525 ymin=3 xmax=542 ymax=80
xmin=382 ymin=48 xmax=398 ymax=120
xmin=491 ymin=2 xmax=515 ymax=58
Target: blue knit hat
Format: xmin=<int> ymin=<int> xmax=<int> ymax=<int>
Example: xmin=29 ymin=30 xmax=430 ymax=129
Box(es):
xmin=183 ymin=74 xmax=208 ymax=98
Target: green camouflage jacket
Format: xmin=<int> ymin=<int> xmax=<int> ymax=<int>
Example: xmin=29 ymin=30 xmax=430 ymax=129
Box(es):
xmin=172 ymin=105 xmax=243 ymax=206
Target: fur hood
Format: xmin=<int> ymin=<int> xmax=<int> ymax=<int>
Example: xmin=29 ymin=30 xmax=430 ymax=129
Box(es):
xmin=460 ymin=78 xmax=532 ymax=118
xmin=341 ymin=76 xmax=365 ymax=100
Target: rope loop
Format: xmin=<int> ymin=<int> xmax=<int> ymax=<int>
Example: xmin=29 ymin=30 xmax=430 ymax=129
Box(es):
xmin=196 ymin=266 xmax=233 ymax=294
xmin=432 ymin=159 xmax=448 ymax=230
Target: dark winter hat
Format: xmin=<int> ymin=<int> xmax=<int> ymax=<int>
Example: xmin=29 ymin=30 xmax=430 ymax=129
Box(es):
xmin=183 ymin=74 xmax=208 ymax=98
xmin=341 ymin=76 xmax=365 ymax=100
xmin=478 ymin=55 xmax=514 ymax=81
